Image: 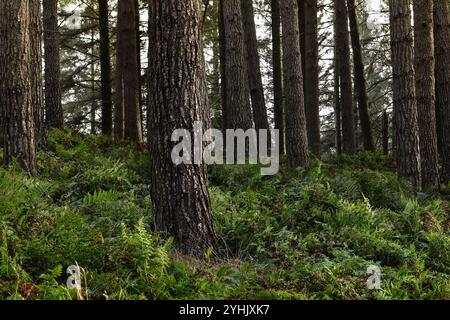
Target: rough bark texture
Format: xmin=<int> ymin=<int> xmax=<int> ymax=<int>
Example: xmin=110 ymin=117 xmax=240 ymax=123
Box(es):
xmin=241 ymin=0 xmax=270 ymax=132
xmin=297 ymin=0 xmax=305 ymax=79
xmin=413 ymin=0 xmax=440 ymax=189
xmin=347 ymin=0 xmax=375 ymax=152
xmin=115 ymin=0 xmax=142 ymax=143
xmin=304 ymin=0 xmax=320 ymax=155
xmin=30 ymin=0 xmax=45 ymax=145
xmin=99 ymin=0 xmax=113 ymax=135
xmin=433 ymin=0 xmax=450 ymax=183
xmin=221 ymin=0 xmax=253 ymax=130
xmin=280 ymin=0 xmax=310 ymax=167
xmin=149 ymin=0 xmax=217 ymax=257
xmin=0 ymin=0 xmax=37 ymax=175
xmin=389 ymin=0 xmax=422 ymax=190
xmin=218 ymin=0 xmax=228 ymax=134
xmin=43 ymin=0 xmax=64 ymax=129
xmin=335 ymin=0 xmax=355 ymax=154
xmin=271 ymin=0 xmax=285 ymax=154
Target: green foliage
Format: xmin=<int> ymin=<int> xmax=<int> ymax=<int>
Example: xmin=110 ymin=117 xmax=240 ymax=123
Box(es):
xmin=0 ymin=131 xmax=448 ymax=300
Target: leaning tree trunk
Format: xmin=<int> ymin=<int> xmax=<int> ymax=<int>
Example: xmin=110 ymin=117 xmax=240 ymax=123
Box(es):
xmin=271 ymin=0 xmax=285 ymax=154
xmin=221 ymin=0 xmax=253 ymax=131
xmin=149 ymin=0 xmax=217 ymax=257
xmin=280 ymin=0 xmax=309 ymax=167
xmin=241 ymin=0 xmax=270 ymax=132
xmin=43 ymin=0 xmax=64 ymax=130
xmin=335 ymin=0 xmax=355 ymax=154
xmin=99 ymin=0 xmax=113 ymax=135
xmin=389 ymin=0 xmax=422 ymax=190
xmin=304 ymin=0 xmax=321 ymax=155
xmin=0 ymin=0 xmax=37 ymax=175
xmin=433 ymin=0 xmax=450 ymax=183
xmin=413 ymin=0 xmax=440 ymax=189
xmin=347 ymin=0 xmax=375 ymax=152
xmin=115 ymin=0 xmax=142 ymax=143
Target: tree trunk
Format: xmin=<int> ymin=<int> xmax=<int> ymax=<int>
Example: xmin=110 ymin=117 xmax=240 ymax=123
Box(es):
xmin=413 ymin=0 xmax=440 ymax=189
xmin=241 ymin=0 xmax=270 ymax=132
xmin=347 ymin=0 xmax=375 ymax=152
xmin=99 ymin=0 xmax=113 ymax=136
xmin=43 ymin=0 xmax=64 ymax=130
xmin=0 ymin=0 xmax=37 ymax=175
xmin=297 ymin=0 xmax=305 ymax=79
xmin=334 ymin=9 xmax=342 ymax=155
xmin=221 ymin=0 xmax=253 ymax=131
xmin=30 ymin=0 xmax=45 ymax=145
xmin=149 ymin=0 xmax=217 ymax=257
xmin=335 ymin=0 xmax=355 ymax=154
xmin=433 ymin=0 xmax=450 ymax=183
xmin=271 ymin=0 xmax=285 ymax=155
xmin=115 ymin=0 xmax=142 ymax=143
xmin=218 ymin=0 xmax=227 ymax=134
xmin=304 ymin=0 xmax=320 ymax=155
xmin=280 ymin=0 xmax=309 ymax=167
xmin=389 ymin=0 xmax=422 ymax=190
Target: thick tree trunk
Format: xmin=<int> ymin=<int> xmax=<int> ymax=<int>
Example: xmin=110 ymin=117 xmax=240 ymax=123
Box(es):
xmin=150 ymin=0 xmax=217 ymax=257
xmin=280 ymin=0 xmax=309 ymax=167
xmin=30 ymin=0 xmax=45 ymax=145
xmin=241 ymin=0 xmax=270 ymax=132
xmin=115 ymin=0 xmax=142 ymax=143
xmin=433 ymin=0 xmax=450 ymax=183
xmin=334 ymin=10 xmax=342 ymax=155
xmin=221 ymin=0 xmax=253 ymax=131
xmin=389 ymin=0 xmax=422 ymax=190
xmin=297 ymin=0 xmax=305 ymax=79
xmin=304 ymin=0 xmax=320 ymax=155
xmin=347 ymin=0 xmax=375 ymax=152
xmin=0 ymin=0 xmax=37 ymax=175
xmin=413 ymin=0 xmax=440 ymax=189
xmin=335 ymin=0 xmax=355 ymax=154
xmin=43 ymin=0 xmax=64 ymax=130
xmin=271 ymin=0 xmax=285 ymax=155
xmin=99 ymin=0 xmax=113 ymax=135
xmin=218 ymin=0 xmax=227 ymax=134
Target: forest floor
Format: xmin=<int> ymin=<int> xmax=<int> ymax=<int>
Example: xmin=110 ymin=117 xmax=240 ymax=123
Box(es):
xmin=0 ymin=130 xmax=449 ymax=300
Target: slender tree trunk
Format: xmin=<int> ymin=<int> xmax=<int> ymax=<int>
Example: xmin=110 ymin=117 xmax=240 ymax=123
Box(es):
xmin=304 ymin=0 xmax=320 ymax=155
xmin=389 ymin=0 xmax=422 ymax=190
xmin=334 ymin=10 xmax=342 ymax=155
xmin=30 ymin=0 xmax=45 ymax=145
xmin=135 ymin=0 xmax=144 ymax=132
xmin=280 ymin=0 xmax=309 ymax=167
xmin=0 ymin=0 xmax=37 ymax=175
xmin=150 ymin=0 xmax=217 ymax=257
xmin=221 ymin=0 xmax=253 ymax=131
xmin=115 ymin=0 xmax=142 ymax=143
xmin=43 ymin=0 xmax=64 ymax=129
xmin=335 ymin=0 xmax=355 ymax=154
xmin=218 ymin=0 xmax=228 ymax=134
xmin=413 ymin=0 xmax=440 ymax=189
xmin=433 ymin=0 xmax=450 ymax=183
xmin=271 ymin=0 xmax=285 ymax=154
xmin=347 ymin=0 xmax=375 ymax=152
xmin=241 ymin=0 xmax=270 ymax=132
xmin=99 ymin=0 xmax=113 ymax=135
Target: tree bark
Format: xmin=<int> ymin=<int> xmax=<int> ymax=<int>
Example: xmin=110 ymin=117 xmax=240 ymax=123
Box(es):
xmin=271 ymin=0 xmax=285 ymax=154
xmin=335 ymin=0 xmax=355 ymax=154
xmin=241 ymin=0 xmax=270 ymax=132
xmin=304 ymin=0 xmax=320 ymax=155
xmin=389 ymin=0 xmax=422 ymax=190
xmin=43 ymin=0 xmax=64 ymax=130
xmin=433 ymin=0 xmax=450 ymax=183
xmin=280 ymin=0 xmax=310 ymax=167
xmin=0 ymin=0 xmax=37 ymax=175
xmin=221 ymin=0 xmax=253 ymax=131
xmin=115 ymin=0 xmax=142 ymax=143
xmin=99 ymin=0 xmax=113 ymax=135
xmin=297 ymin=0 xmax=305 ymax=79
xmin=413 ymin=0 xmax=440 ymax=189
xmin=347 ymin=0 xmax=375 ymax=152
xmin=334 ymin=9 xmax=342 ymax=155
xmin=149 ymin=0 xmax=217 ymax=257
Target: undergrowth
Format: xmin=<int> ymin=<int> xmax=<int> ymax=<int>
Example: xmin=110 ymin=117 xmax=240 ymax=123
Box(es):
xmin=0 ymin=130 xmax=448 ymax=300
